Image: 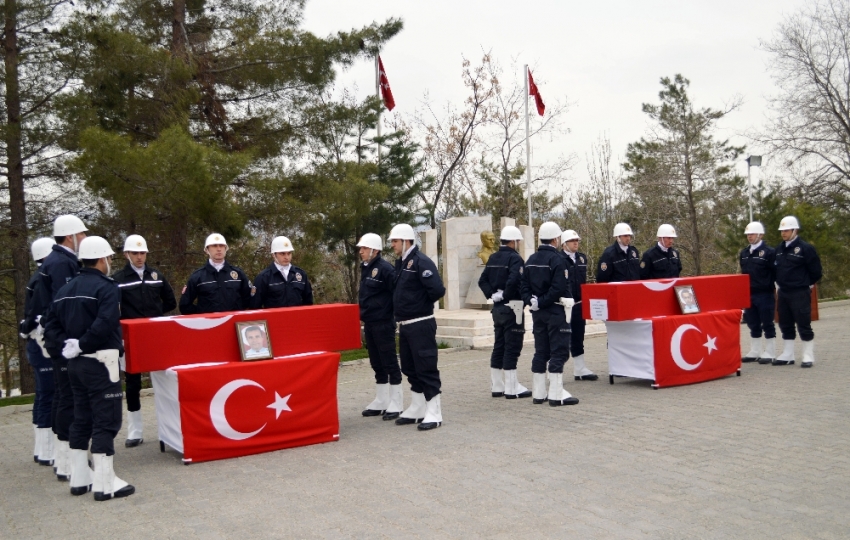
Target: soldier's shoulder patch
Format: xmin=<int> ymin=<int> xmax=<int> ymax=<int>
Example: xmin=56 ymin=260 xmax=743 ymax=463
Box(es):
xmin=407 ymin=259 xmax=414 ymax=269
xmin=422 ymin=270 xmax=433 ymax=278
xmin=579 ymin=256 xmax=585 ymax=264
xmin=759 ymin=250 xmax=765 ymax=257
xmin=151 ymin=271 xmax=158 ymax=280
xmin=632 ymin=251 xmax=638 ymax=258
xmin=640 ymin=261 xmax=646 ymax=268
xmin=565 ymin=269 xmax=569 ymax=279
xmin=295 ymin=272 xmax=302 ymax=282
xmin=794 ymin=246 xmax=801 ymax=254
xmin=672 ymin=251 xmax=678 ymax=258
xmin=230 ymin=270 xmax=238 ymax=280
xmin=519 ymin=266 xmax=524 ymax=275
xmin=250 ymin=286 xmax=256 ymax=297
xmin=600 ymin=262 xmax=608 ymax=271
xmin=371 ymin=268 xmax=378 ymax=278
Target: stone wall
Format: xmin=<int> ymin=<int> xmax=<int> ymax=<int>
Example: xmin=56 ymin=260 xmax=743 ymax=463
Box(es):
xmin=440 ymin=216 xmax=492 ymax=310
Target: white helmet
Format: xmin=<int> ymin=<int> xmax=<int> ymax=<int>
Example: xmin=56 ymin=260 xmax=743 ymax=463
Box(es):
xmin=538 ymin=221 xmax=562 ymax=241
xmin=270 ymin=236 xmax=294 ymax=253
xmin=499 ymin=226 xmax=524 ymax=242
xmin=53 ymin=215 xmax=88 ymax=237
xmin=356 ymin=233 xmax=383 ymax=251
xmin=613 ymin=223 xmax=633 ymax=237
xmin=778 ymin=216 xmax=800 ymax=231
xmin=388 ymin=223 xmax=415 ymax=241
xmin=78 ymin=236 xmax=115 ymax=260
xmin=31 ymin=238 xmax=55 ymax=261
xmin=561 ymin=229 xmax=580 ymax=243
xmin=204 ymin=233 xmax=228 ymax=248
xmin=656 ymin=224 xmax=677 ymax=238
xmin=123 ymin=234 xmax=149 ymax=252
xmin=744 ymin=222 xmax=765 ymax=235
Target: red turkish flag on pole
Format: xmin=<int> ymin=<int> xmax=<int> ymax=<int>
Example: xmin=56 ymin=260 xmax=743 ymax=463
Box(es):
xmin=378 ymin=56 xmax=395 ymax=111
xmin=528 ymin=69 xmax=545 ymax=116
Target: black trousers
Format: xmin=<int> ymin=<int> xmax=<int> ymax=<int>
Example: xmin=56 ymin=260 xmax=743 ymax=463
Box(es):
xmin=490 ymin=304 xmax=525 ymax=370
xmin=364 ymin=320 xmax=402 ymax=385
xmin=398 ymin=317 xmax=441 ymax=401
xmin=50 ymin=357 xmax=74 ymax=441
xmin=68 ymin=356 xmax=123 ymax=456
xmin=778 ymin=288 xmax=814 ymax=341
xmin=27 ymin=339 xmax=54 ymax=428
xmin=125 ymin=372 xmax=142 ymax=412
xmin=569 ymin=303 xmax=586 ymax=357
xmin=531 ymin=307 xmax=571 ymax=374
xmin=745 ymin=292 xmax=776 ymax=339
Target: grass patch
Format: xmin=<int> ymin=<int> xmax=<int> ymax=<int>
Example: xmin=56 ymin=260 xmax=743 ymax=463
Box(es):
xmin=821 ymin=295 xmax=849 ymax=302
xmin=339 ymin=348 xmax=369 ymax=362
xmin=0 ymin=394 xmax=35 ymax=408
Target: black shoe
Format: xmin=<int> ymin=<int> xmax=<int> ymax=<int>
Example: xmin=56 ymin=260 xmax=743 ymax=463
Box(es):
xmin=492 ymin=391 xmax=504 ymax=398
xmin=417 ymin=421 xmax=441 ymax=431
xmin=38 ymin=458 xmax=53 ymax=466
xmin=741 ymin=357 xmax=758 ymax=363
xmin=506 ymin=390 xmax=532 ymax=399
xmin=70 ymin=484 xmax=91 ymax=496
xmin=574 ymin=374 xmax=599 ymax=381
xmin=549 ymin=397 xmax=580 ymax=407
xmin=125 ymin=438 xmax=143 ymax=448
xmin=801 ymin=362 xmax=813 ymax=368
xmin=361 ymin=409 xmax=384 ymax=417
xmin=34 ymin=455 xmax=39 ymax=463
xmin=772 ymin=359 xmax=795 ymax=366
xmin=94 ymin=484 xmax=135 ymax=502
xmin=757 ymin=357 xmax=773 ymax=365
xmin=382 ymin=411 xmax=400 ymax=421
xmin=394 ymin=417 xmax=423 ymax=425
xmin=532 ymin=398 xmax=548 ymax=405
xmin=56 ymin=473 xmax=69 ymax=482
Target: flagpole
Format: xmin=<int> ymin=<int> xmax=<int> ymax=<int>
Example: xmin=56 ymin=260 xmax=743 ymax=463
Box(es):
xmin=524 ymin=65 xmax=532 ymax=228
xmin=375 ymin=54 xmax=382 ymax=162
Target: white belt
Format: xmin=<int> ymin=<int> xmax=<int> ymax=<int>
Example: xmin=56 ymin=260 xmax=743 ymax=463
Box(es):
xmin=397 ymin=315 xmax=435 ymax=326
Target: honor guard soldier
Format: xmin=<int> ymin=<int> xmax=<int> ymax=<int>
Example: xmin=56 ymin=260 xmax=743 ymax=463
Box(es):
xmin=478 ymin=225 xmax=531 ymax=399
xmin=389 ymin=224 xmax=446 ymax=431
xmin=20 ymin=238 xmax=57 ymax=466
xmin=43 ymin=236 xmax=135 ymax=501
xmin=179 ymin=233 xmax=251 ymax=314
xmin=639 ymin=224 xmax=682 ymax=279
xmin=596 ymin=223 xmax=641 ymax=283
xmin=27 ymin=215 xmax=87 ymax=481
xmin=113 ymin=235 xmax=177 ymax=447
xmin=357 ymin=233 xmax=404 ymax=419
xmin=739 ymin=222 xmax=777 ymax=364
xmin=521 ymin=222 xmax=579 ymax=407
xmin=250 ymin=236 xmax=314 ymax=309
xmin=561 ymin=229 xmax=597 ymax=381
xmin=773 ymin=216 xmax=822 ymax=367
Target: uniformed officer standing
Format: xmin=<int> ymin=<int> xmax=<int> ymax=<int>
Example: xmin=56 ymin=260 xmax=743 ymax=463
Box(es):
xmin=27 ymin=215 xmax=87 ymax=481
xmin=596 ymin=223 xmax=641 ymax=283
xmin=560 ymin=229 xmax=598 ymax=381
xmin=20 ymin=238 xmax=56 ymax=466
xmin=478 ymin=225 xmax=531 ymax=399
xmin=357 ymin=233 xmax=404 ymax=419
xmin=112 ymin=235 xmax=177 ymax=447
xmin=639 ymin=224 xmax=682 ymax=279
xmin=739 ymin=222 xmax=777 ymax=364
xmin=389 ymin=224 xmax=446 ymax=431
xmin=773 ymin=216 xmax=822 ymax=367
xmin=43 ymin=236 xmax=135 ymax=501
xmin=179 ymin=233 xmax=251 ymax=314
xmin=250 ymin=236 xmax=313 ymax=309
xmin=521 ymin=222 xmax=579 ymax=407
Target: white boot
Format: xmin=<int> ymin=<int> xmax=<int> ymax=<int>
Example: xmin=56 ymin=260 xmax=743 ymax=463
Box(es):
xmin=548 ymin=373 xmax=579 ymax=407
xmin=125 ymin=410 xmax=144 ymax=447
xmin=55 ymin=440 xmax=70 ymax=481
xmin=382 ymin=384 xmax=404 ymax=420
xmin=51 ymin=433 xmax=60 ymax=474
xmin=532 ymin=373 xmax=548 ymax=404
xmin=801 ymin=340 xmax=815 ymax=368
xmin=418 ymin=395 xmax=442 ymax=431
xmin=92 ymin=453 xmax=135 ymax=501
xmin=742 ymin=336 xmax=762 ymax=362
xmin=69 ymin=448 xmax=93 ymax=496
xmin=362 ymin=383 xmax=389 ymax=417
xmin=33 ymin=425 xmax=40 ymax=463
xmin=395 ymin=391 xmax=426 ymax=425
xmin=490 ymin=368 xmax=505 ymax=397
xmin=758 ymin=338 xmax=776 ymax=364
xmin=572 ymin=355 xmax=599 ymax=381
xmin=37 ymin=428 xmax=54 ymax=466
xmin=504 ymin=370 xmax=532 ymax=399
xmin=773 ymin=339 xmax=796 ymax=365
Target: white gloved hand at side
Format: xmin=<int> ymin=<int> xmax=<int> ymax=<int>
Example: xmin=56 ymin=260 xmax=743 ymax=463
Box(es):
xmin=62 ymin=339 xmax=82 ymax=359
xmin=491 ymin=290 xmax=504 ymax=303
xmin=529 ymin=295 xmax=539 ymax=311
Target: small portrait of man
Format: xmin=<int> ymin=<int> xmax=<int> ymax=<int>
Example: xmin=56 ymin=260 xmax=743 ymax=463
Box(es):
xmin=675 ymin=286 xmax=700 ymax=314
xmin=237 ymin=321 xmax=273 ymax=360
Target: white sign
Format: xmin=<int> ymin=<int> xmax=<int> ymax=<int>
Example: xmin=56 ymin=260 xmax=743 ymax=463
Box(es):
xmin=589 ymin=299 xmax=609 ymax=321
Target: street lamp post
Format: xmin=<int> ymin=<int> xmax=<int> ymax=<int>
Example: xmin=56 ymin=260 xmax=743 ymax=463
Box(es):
xmin=746 ymin=155 xmax=762 ymax=222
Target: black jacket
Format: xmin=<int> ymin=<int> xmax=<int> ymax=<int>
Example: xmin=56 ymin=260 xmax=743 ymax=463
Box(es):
xmin=24 ymin=245 xmax=80 ymax=333
xmin=639 ymin=244 xmax=682 ymax=280
xmin=393 ymin=246 xmax=445 ymax=322
xmin=179 ymin=261 xmax=251 ymax=315
xmin=775 ymin=237 xmax=822 ymax=291
xmin=113 ymin=262 xmax=177 ymax=319
xmin=20 ymin=268 xmax=41 ymax=335
xmin=359 ymin=254 xmax=394 ymax=323
xmin=739 ymin=241 xmax=776 ymax=295
xmin=596 ymin=242 xmax=641 ymax=283
xmin=561 ymin=251 xmax=588 ymax=301
xmin=521 ymin=244 xmax=570 ymax=310
xmin=478 ymin=246 xmax=524 ymax=304
xmin=250 ymin=263 xmax=314 ymax=309
xmin=43 ymin=268 xmax=124 ymax=358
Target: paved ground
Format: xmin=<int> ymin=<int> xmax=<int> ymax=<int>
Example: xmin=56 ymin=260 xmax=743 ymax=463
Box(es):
xmin=2 ymin=303 xmax=849 ymax=539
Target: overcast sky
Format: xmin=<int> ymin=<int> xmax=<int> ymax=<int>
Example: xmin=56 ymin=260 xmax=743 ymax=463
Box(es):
xmin=303 ymin=0 xmax=809 ymax=189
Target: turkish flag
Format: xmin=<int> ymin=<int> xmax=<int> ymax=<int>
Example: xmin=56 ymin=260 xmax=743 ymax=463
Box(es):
xmin=378 ymin=56 xmax=395 ymax=111
xmin=528 ymin=69 xmax=545 ymax=116
xmin=175 ymin=352 xmax=340 ymax=463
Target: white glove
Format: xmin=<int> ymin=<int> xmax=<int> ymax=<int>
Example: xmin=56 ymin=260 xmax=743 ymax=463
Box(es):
xmin=809 ymin=284 xmax=814 ymax=290
xmin=30 ymin=323 xmax=45 ymax=339
xmin=491 ymin=290 xmax=504 ymax=303
xmin=62 ymin=339 xmax=82 ymax=359
xmin=530 ymin=295 xmax=539 ymax=311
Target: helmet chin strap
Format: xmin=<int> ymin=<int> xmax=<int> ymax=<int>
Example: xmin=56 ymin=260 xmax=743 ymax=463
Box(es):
xmin=105 ymin=258 xmax=111 ymax=275
xmin=73 ymin=234 xmax=79 ymax=255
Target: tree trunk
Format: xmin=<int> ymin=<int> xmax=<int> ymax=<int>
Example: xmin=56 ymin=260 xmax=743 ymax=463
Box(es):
xmin=172 ymin=0 xmax=187 ymax=58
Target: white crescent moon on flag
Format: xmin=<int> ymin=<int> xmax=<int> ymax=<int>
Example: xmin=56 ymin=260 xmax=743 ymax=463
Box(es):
xmin=642 ymin=279 xmax=679 ymax=291
xmin=209 ymin=379 xmax=267 ymax=440
xmin=670 ymin=324 xmax=703 ymax=371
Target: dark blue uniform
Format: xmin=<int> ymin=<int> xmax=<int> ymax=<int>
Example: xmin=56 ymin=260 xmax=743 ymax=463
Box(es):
xmin=562 ymin=250 xmax=589 ymax=358
xmin=521 ymin=244 xmax=571 ymax=374
xmin=775 ymin=237 xmax=822 ymax=341
xmin=739 ymin=241 xmax=776 ymax=340
xmin=359 ymin=255 xmax=400 ymax=385
xmin=179 ymin=261 xmax=251 ymax=314
xmin=21 ymin=269 xmax=54 ymax=429
xmin=639 ymin=244 xmax=682 ymax=280
xmin=478 ymin=246 xmax=525 ymax=371
xmin=249 ymin=263 xmax=313 ymax=309
xmin=393 ymin=246 xmax=446 ymax=400
xmin=43 ymin=268 xmax=125 ymax=456
xmin=596 ymin=242 xmax=641 ymax=283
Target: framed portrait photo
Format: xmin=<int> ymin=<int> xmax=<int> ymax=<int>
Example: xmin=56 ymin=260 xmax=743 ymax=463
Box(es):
xmin=674 ymin=285 xmax=700 ymax=315
xmin=236 ymin=320 xmax=273 ymax=361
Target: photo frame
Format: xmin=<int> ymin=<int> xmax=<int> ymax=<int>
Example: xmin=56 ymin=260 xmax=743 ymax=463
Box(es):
xmin=674 ymin=285 xmax=700 ymax=315
xmin=236 ymin=320 xmax=273 ymax=361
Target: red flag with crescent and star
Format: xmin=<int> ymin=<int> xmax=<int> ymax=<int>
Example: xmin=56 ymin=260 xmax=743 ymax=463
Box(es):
xmin=378 ymin=56 xmax=395 ymax=111
xmin=528 ymin=69 xmax=545 ymax=116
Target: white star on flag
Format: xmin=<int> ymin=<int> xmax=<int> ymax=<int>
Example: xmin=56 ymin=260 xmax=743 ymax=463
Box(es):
xmin=267 ymin=392 xmax=292 ymax=419
xmin=703 ymin=335 xmax=718 ymax=354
